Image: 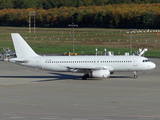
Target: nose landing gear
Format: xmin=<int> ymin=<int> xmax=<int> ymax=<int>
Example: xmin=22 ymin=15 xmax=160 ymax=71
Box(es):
xmin=134 ymin=71 xmax=138 ymax=79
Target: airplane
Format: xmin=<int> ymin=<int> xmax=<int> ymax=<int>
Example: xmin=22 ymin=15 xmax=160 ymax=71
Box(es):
xmin=10 ymin=33 xmax=156 ymax=80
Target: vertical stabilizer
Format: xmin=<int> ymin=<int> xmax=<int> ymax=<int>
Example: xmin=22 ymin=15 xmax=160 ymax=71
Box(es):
xmin=11 ymin=33 xmax=39 ymax=58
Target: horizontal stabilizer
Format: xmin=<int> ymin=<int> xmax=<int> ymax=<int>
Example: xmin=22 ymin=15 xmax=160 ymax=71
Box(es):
xmin=10 ymin=58 xmax=28 ymax=63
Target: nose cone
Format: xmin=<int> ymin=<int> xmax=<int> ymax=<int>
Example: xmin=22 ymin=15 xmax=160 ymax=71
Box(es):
xmin=152 ymin=62 xmax=156 ymax=69
xmin=150 ymin=62 xmax=156 ymax=69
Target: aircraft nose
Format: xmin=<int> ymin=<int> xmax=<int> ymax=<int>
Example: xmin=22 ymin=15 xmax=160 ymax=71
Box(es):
xmin=150 ymin=62 xmax=156 ymax=69
xmin=152 ymin=62 xmax=156 ymax=69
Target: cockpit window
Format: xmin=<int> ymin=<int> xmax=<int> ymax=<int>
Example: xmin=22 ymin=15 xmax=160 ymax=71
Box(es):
xmin=143 ymin=60 xmax=150 ymax=62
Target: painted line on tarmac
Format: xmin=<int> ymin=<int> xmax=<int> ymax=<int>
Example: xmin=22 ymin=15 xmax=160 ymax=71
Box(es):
xmin=1 ymin=111 xmax=160 ymax=119
xmin=11 ymin=117 xmax=26 ymax=119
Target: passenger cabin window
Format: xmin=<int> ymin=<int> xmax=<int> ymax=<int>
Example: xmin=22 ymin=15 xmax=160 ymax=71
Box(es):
xmin=45 ymin=60 xmax=133 ymax=64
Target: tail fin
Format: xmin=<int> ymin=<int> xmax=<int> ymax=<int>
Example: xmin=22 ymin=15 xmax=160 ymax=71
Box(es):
xmin=11 ymin=33 xmax=39 ymax=58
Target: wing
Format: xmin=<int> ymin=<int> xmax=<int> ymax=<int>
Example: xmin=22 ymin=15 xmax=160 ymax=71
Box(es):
xmin=66 ymin=65 xmax=114 ymax=72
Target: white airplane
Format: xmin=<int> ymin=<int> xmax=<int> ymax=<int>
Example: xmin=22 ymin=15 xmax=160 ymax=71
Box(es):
xmin=10 ymin=33 xmax=156 ymax=80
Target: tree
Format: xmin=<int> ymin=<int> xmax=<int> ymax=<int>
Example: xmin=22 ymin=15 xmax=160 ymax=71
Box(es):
xmin=141 ymin=12 xmax=153 ymax=28
xmin=72 ymin=10 xmax=85 ymax=24
xmin=13 ymin=0 xmax=35 ymax=9
xmin=93 ymin=11 xmax=105 ymax=27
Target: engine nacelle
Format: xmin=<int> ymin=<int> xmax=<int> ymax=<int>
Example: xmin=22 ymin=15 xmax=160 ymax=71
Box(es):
xmin=91 ymin=69 xmax=110 ymax=78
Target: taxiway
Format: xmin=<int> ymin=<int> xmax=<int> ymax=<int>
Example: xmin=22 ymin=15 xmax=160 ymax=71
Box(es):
xmin=0 ymin=58 xmax=159 ymax=120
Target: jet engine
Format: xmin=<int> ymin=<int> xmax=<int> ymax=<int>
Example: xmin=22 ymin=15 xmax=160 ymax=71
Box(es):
xmin=91 ymin=69 xmax=110 ymax=78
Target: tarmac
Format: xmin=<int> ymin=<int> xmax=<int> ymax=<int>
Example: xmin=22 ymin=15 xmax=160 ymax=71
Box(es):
xmin=0 ymin=57 xmax=160 ymax=120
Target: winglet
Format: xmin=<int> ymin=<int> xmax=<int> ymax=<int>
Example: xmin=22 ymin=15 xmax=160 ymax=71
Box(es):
xmin=11 ymin=33 xmax=39 ymax=58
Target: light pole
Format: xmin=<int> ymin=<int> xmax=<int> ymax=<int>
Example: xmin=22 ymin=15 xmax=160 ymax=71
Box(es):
xmin=68 ymin=23 xmax=78 ymax=53
xmin=29 ymin=11 xmax=36 ymax=33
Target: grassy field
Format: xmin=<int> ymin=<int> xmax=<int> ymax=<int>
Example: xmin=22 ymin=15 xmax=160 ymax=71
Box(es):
xmin=0 ymin=27 xmax=160 ymax=57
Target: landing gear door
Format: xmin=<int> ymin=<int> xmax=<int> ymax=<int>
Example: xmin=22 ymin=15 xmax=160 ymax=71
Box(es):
xmin=133 ymin=57 xmax=138 ymax=66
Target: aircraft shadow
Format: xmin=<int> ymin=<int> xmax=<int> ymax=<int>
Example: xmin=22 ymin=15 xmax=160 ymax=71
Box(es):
xmin=110 ymin=76 xmax=133 ymax=78
xmin=0 ymin=73 xmax=81 ymax=82
xmin=0 ymin=72 xmax=133 ymax=82
xmin=36 ymin=73 xmax=81 ymax=82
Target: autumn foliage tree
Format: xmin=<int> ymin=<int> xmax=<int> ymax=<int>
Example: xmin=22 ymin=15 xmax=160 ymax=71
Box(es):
xmin=0 ymin=4 xmax=160 ymax=28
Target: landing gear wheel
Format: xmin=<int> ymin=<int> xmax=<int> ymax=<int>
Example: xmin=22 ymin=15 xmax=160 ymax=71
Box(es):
xmin=82 ymin=76 xmax=87 ymax=80
xmin=86 ymin=74 xmax=90 ymax=78
xmin=134 ymin=75 xmax=138 ymax=79
xmin=133 ymin=71 xmax=138 ymax=79
xmin=82 ymin=74 xmax=90 ymax=80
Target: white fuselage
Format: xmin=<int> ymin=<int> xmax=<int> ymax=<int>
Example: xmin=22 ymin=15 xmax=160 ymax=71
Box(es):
xmin=17 ymin=55 xmax=156 ymax=72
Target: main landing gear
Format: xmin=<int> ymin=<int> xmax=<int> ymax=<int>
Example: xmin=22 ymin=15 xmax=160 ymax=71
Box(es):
xmin=134 ymin=71 xmax=138 ymax=79
xmin=82 ymin=74 xmax=89 ymax=80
